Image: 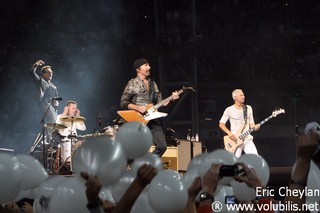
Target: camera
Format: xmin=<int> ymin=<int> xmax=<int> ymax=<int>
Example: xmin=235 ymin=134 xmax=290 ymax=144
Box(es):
xmin=219 ymin=165 xmax=239 ymax=176
xmin=225 ymin=195 xmax=239 ymax=204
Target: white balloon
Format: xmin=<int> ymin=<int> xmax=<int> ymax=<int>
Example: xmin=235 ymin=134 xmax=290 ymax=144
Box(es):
xmin=26 ymin=187 xmax=38 ymax=199
xmin=230 ymin=180 xmax=256 ymax=202
xmin=116 ymin=122 xmax=153 ymax=159
xmin=13 ymin=189 xmax=30 ymax=202
xmin=49 ymin=176 xmax=89 ymax=213
xmin=132 ymin=153 xmax=163 ymax=175
xmin=148 ymin=169 xmax=188 ymax=213
xmin=182 ymin=166 xmax=199 ymax=190
xmin=0 ymin=154 xmax=22 ymax=204
xmin=111 ymin=170 xmax=136 ymax=202
xmin=131 ymin=191 xmax=156 ymax=213
xmin=304 ymin=121 xmax=320 ymax=136
xmin=306 ymin=160 xmax=320 ymax=207
xmin=187 ymin=153 xmax=208 ymax=171
xmin=237 ymin=154 xmax=270 ymax=185
xmin=14 ymin=187 xmax=38 ymax=201
xmin=198 ymin=157 xmax=224 ymax=179
xmin=35 ymin=175 xmax=67 ymax=213
xmin=198 ymin=149 xmax=237 ymax=185
xmin=202 ymin=149 xmax=237 ymax=185
xmin=207 ymin=149 xmax=237 ymax=165
xmin=16 ymin=154 xmax=48 ymax=190
xmin=72 ymin=135 xmax=127 ymax=186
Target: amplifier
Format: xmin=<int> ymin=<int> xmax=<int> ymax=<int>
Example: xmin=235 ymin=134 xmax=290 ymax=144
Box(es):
xmin=150 ymin=140 xmax=202 ymax=172
xmin=176 ymin=139 xmax=202 ymax=171
xmin=150 ymin=146 xmax=178 ymax=171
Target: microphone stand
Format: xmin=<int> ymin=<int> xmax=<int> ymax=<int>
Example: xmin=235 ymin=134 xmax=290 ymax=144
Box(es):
xmin=92 ymin=112 xmax=102 ymax=134
xmin=39 ymin=100 xmax=54 ymax=170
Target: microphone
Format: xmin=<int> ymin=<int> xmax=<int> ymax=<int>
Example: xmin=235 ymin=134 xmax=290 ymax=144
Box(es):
xmin=52 ymin=97 xmax=62 ymax=101
xmin=98 ymin=112 xmax=102 ymax=126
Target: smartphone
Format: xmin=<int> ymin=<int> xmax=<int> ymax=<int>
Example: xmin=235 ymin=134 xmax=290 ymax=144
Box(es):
xmin=225 ymin=195 xmax=239 ymax=204
xmin=219 ymin=165 xmax=239 ymax=176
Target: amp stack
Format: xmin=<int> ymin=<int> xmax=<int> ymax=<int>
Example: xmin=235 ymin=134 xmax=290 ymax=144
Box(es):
xmin=150 ymin=138 xmax=203 ymax=172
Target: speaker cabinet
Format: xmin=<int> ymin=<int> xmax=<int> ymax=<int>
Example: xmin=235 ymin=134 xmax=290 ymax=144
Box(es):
xmin=192 ymin=141 xmax=202 ymax=157
xmin=176 ymin=140 xmax=191 ymax=171
xmin=176 ymin=139 xmax=202 ymax=171
xmin=150 ymin=141 xmax=202 ymax=172
xmin=150 ymin=146 xmax=178 ymax=171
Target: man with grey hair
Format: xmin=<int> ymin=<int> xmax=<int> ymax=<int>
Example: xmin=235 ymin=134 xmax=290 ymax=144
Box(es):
xmin=219 ymin=89 xmax=260 ymax=157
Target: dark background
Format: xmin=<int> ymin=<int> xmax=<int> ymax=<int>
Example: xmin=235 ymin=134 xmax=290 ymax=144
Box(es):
xmin=0 ymin=0 xmax=319 ymax=167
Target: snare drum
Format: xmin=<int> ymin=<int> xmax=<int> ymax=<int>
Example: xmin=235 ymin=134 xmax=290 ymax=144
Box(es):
xmin=60 ymin=139 xmax=72 ymax=163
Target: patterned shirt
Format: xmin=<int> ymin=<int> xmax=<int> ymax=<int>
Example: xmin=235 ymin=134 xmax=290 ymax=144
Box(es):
xmin=120 ymin=76 xmax=163 ymax=109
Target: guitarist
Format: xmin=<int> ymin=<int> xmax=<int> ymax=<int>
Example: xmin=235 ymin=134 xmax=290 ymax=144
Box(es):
xmin=219 ymin=89 xmax=260 ymax=158
xmin=120 ymin=58 xmax=179 ymax=157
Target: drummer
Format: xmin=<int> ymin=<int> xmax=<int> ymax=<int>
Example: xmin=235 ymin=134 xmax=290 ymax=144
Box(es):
xmin=56 ymin=100 xmax=86 ymax=137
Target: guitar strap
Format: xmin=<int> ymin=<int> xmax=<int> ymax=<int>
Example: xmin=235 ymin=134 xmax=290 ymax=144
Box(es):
xmin=241 ymin=104 xmax=248 ymax=133
xmin=149 ymin=79 xmax=156 ymax=104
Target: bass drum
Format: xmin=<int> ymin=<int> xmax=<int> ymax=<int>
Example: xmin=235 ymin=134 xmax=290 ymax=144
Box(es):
xmin=60 ymin=138 xmax=72 ymax=163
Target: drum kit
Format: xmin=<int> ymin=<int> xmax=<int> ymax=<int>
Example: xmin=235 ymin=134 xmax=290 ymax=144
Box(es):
xmin=30 ymin=115 xmax=118 ymax=175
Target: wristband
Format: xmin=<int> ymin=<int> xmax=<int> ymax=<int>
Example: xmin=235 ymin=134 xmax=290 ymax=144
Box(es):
xmin=199 ymin=192 xmax=214 ymax=202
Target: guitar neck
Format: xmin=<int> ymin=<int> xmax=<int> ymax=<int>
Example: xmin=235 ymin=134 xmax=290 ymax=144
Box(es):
xmin=239 ymin=115 xmax=273 ymax=140
xmin=153 ymin=88 xmax=185 ymax=110
xmin=258 ymin=115 xmax=273 ymax=127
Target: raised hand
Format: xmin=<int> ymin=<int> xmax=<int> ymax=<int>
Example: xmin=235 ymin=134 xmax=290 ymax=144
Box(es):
xmin=233 ymin=162 xmax=264 ymax=188
xmin=32 ymin=60 xmax=45 ymax=69
xmin=81 ymin=171 xmax=102 ymax=206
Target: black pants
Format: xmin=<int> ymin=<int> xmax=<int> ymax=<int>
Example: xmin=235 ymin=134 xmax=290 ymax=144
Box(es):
xmin=148 ymin=120 xmax=167 ymax=157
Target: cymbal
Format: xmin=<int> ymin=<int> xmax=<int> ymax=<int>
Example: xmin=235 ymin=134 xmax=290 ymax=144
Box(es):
xmin=47 ymin=123 xmax=67 ymax=129
xmin=60 ymin=116 xmax=86 ymax=123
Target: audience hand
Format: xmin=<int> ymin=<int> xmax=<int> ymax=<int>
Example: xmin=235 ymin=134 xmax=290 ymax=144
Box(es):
xmin=136 ymin=164 xmax=158 ymax=187
xmin=81 ymin=172 xmax=102 ymax=206
xmin=187 ymin=176 xmax=202 ymax=199
xmin=296 ymin=130 xmax=319 ymax=161
xmin=21 ymin=202 xmax=34 ymax=213
xmin=233 ymin=162 xmax=264 ymax=188
xmin=202 ymin=163 xmax=222 ymax=194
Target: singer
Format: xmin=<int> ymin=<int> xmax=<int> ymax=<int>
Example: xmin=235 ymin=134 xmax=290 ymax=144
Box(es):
xmin=30 ymin=59 xmax=60 ymax=141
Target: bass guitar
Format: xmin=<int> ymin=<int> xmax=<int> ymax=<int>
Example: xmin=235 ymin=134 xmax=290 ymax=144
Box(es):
xmin=117 ymin=86 xmax=195 ymax=125
xmin=224 ymin=108 xmax=285 ymax=154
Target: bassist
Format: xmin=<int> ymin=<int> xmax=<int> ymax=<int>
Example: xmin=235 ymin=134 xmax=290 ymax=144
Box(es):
xmin=120 ymin=58 xmax=179 ymax=157
xmin=219 ymin=89 xmax=260 ymax=157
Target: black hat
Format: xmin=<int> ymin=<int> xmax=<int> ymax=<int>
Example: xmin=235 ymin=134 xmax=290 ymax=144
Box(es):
xmin=133 ymin=58 xmax=149 ymax=69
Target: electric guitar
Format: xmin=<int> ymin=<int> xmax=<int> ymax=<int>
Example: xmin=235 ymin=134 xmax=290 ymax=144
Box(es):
xmin=224 ymin=108 xmax=285 ymax=154
xmin=117 ymin=86 xmax=195 ymax=125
